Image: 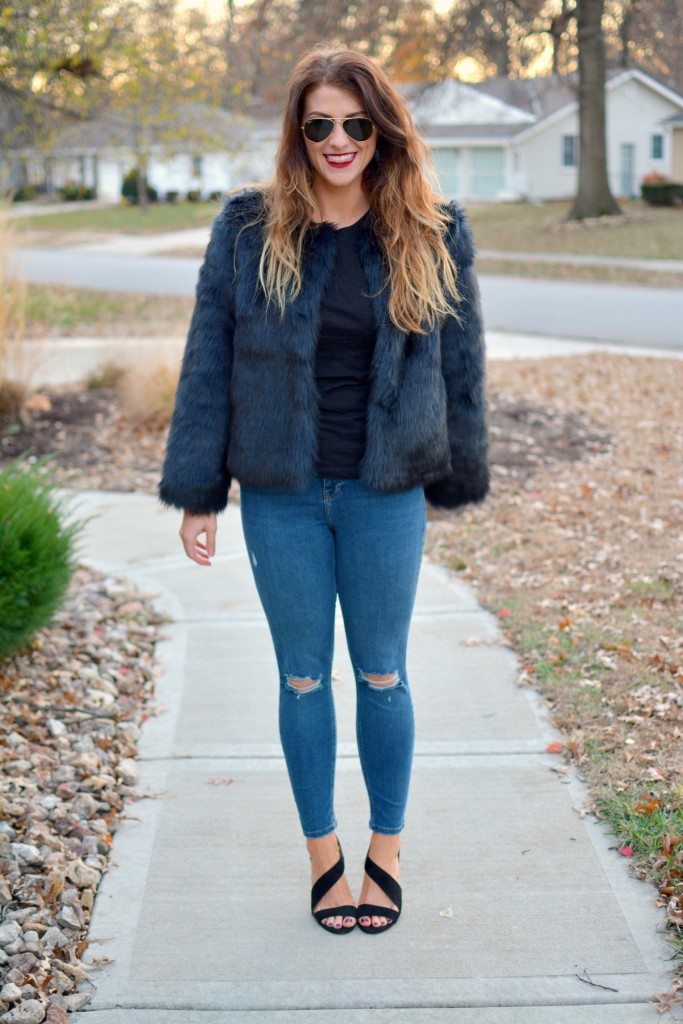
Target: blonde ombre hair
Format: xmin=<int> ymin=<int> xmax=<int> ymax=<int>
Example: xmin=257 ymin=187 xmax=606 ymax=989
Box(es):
xmin=250 ymin=47 xmax=461 ymax=335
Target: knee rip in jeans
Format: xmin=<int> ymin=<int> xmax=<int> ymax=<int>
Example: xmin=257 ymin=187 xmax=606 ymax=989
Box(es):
xmin=285 ymin=673 xmax=322 ymax=696
xmin=359 ymin=669 xmax=400 ymax=691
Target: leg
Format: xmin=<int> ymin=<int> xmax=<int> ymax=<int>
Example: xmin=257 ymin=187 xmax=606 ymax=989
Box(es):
xmin=239 ymin=482 xmax=355 ymax=929
xmin=332 ymin=480 xmax=426 ymax=928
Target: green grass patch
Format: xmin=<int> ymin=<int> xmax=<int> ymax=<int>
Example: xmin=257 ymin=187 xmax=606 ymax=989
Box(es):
xmin=15 ymin=201 xmax=220 ymax=235
xmin=597 ymin=790 xmax=683 ymax=964
xmin=627 ymin=577 xmax=677 ymax=599
xmin=25 ymin=284 xmax=194 ymax=336
xmin=467 ymin=199 xmax=683 ymax=261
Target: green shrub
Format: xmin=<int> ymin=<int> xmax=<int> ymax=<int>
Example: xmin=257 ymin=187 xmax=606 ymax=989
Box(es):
xmin=165 ymin=190 xmax=179 ymax=203
xmin=121 ymin=168 xmax=158 ymax=204
xmin=0 ymin=462 xmax=83 ymax=659
xmin=11 ymin=186 xmax=36 ymax=203
xmin=186 ymin=189 xmax=201 ymax=202
xmin=641 ymin=181 xmax=683 ymax=206
xmin=59 ymin=183 xmax=97 ymax=201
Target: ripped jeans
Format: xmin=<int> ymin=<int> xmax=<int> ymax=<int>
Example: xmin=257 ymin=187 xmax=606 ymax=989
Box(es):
xmin=240 ymin=476 xmax=426 ymax=838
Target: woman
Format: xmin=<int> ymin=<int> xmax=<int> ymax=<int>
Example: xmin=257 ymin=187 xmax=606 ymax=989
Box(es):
xmin=160 ymin=46 xmax=488 ymax=936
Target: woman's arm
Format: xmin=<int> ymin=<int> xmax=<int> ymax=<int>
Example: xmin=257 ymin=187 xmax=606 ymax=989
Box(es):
xmin=159 ymin=202 xmax=239 ymax=515
xmin=424 ymin=204 xmax=489 ymax=509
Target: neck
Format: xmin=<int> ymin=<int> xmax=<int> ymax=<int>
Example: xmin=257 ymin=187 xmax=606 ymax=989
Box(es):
xmin=311 ymin=180 xmax=369 ymax=226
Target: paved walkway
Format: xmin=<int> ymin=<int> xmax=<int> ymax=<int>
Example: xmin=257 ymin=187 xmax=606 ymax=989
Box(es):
xmin=14 ymin=330 xmax=683 ymax=390
xmin=67 ymin=490 xmax=677 ymax=1022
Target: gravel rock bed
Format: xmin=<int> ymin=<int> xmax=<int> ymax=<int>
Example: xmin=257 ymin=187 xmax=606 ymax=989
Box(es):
xmin=0 ymin=568 xmax=168 ymax=1022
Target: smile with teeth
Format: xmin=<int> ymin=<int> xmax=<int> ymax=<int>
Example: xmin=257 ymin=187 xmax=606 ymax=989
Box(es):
xmin=324 ymin=153 xmax=357 ymax=166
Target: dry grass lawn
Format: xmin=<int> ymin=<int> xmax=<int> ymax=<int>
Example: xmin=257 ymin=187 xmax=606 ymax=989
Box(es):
xmin=426 ymin=352 xmax=683 ymax=976
xmin=466 ymin=199 xmax=683 ymax=260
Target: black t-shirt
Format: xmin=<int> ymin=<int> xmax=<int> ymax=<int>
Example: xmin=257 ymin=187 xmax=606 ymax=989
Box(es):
xmin=315 ymin=212 xmax=377 ymax=478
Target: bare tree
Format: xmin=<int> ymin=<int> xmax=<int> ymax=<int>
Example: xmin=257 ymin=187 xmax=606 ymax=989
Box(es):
xmin=604 ymin=0 xmax=683 ymax=85
xmin=569 ymin=0 xmax=621 ymax=219
xmin=545 ymin=0 xmax=577 ymax=74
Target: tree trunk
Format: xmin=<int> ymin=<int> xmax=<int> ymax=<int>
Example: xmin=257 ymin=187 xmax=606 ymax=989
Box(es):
xmin=568 ymin=0 xmax=621 ymax=220
xmin=136 ymin=160 xmax=149 ymax=208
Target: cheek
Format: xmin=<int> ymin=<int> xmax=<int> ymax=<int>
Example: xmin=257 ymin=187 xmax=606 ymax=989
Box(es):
xmin=361 ymin=142 xmax=376 ymax=168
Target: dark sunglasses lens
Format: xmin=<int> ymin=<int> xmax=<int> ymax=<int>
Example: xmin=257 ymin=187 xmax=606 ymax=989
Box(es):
xmin=304 ymin=119 xmax=333 ymax=142
xmin=344 ymin=117 xmax=373 ymax=142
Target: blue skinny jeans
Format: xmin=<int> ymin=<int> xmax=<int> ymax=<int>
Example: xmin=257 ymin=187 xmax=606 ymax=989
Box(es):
xmin=239 ymin=476 xmax=426 ymax=839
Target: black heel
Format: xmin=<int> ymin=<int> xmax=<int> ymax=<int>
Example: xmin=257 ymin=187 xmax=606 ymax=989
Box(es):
xmin=310 ymin=840 xmax=357 ymax=934
xmin=357 ymin=849 xmax=402 ymax=934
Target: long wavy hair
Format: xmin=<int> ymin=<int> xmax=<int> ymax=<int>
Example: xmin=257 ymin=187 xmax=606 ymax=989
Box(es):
xmin=250 ymin=46 xmax=461 ymax=334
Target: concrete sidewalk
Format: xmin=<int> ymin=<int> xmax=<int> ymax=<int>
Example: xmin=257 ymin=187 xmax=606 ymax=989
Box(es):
xmin=16 ymin=330 xmax=683 ymax=391
xmin=68 ymin=491 xmax=677 ymax=1022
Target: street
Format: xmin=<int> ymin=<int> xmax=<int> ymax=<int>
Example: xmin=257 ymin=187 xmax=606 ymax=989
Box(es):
xmin=14 ymin=245 xmax=683 ymax=350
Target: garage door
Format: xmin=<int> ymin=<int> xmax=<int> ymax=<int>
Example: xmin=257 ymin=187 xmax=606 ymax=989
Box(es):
xmin=431 ymin=147 xmax=460 ymax=200
xmin=472 ymin=148 xmax=505 ymax=198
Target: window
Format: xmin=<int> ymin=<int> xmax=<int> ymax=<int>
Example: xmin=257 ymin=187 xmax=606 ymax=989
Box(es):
xmin=651 ymin=134 xmax=664 ymax=160
xmin=191 ymin=154 xmax=203 ymax=177
xmin=561 ymin=134 xmax=578 ymax=167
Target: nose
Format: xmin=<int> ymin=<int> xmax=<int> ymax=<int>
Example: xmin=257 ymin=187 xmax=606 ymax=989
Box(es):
xmin=328 ymin=121 xmax=352 ymax=147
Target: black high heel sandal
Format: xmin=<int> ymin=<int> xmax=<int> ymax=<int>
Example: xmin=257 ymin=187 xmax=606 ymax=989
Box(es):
xmin=357 ymin=850 xmax=402 ymax=934
xmin=310 ymin=840 xmax=357 ymax=934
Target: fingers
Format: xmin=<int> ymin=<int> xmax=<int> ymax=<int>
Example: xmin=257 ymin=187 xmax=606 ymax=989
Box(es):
xmin=179 ymin=512 xmax=218 ymax=566
xmin=205 ymin=515 xmax=217 ymax=558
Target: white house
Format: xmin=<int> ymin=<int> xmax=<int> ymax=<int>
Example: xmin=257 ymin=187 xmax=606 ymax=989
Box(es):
xmin=2 ymin=103 xmax=279 ymax=202
xmin=410 ymin=68 xmax=683 ymax=203
xmin=4 ymin=69 xmax=682 ymax=206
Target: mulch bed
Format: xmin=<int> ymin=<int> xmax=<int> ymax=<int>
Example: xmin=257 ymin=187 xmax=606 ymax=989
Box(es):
xmin=0 ymin=382 xmax=613 ymax=496
xmin=1 ymin=389 xmax=162 ymax=494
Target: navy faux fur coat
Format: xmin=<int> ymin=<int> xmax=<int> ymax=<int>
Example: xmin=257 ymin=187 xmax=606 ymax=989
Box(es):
xmin=159 ymin=188 xmax=488 ymax=513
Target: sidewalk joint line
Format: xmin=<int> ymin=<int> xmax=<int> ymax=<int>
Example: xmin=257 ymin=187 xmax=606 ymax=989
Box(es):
xmin=138 ymin=750 xmax=552 ymax=763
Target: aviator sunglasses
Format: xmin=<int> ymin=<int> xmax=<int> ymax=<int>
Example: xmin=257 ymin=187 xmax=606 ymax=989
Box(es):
xmin=301 ymin=116 xmax=375 ymax=143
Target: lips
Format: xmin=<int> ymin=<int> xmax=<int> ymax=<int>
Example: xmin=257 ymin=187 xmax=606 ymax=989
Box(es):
xmin=324 ymin=153 xmax=356 ymax=167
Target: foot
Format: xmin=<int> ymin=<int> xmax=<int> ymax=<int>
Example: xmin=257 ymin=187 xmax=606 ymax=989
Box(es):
xmin=308 ymin=834 xmax=356 ymax=931
xmin=358 ymin=833 xmax=400 ymax=930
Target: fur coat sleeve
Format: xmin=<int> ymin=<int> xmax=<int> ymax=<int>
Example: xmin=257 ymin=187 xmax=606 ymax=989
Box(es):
xmin=159 ymin=203 xmax=238 ymax=514
xmin=423 ymin=204 xmax=489 ymax=509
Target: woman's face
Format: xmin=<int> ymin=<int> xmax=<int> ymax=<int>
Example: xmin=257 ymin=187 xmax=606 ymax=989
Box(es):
xmin=301 ymin=83 xmax=378 ymax=194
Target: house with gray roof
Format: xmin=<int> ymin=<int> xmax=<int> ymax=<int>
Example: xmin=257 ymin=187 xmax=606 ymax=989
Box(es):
xmin=4 ymin=68 xmax=682 ymax=206
xmin=1 ymin=102 xmax=279 ymax=202
xmin=410 ymin=67 xmax=683 ymax=203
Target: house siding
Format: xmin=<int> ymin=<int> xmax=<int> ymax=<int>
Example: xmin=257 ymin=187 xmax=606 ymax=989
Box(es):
xmin=672 ymin=127 xmax=683 ymax=180
xmin=607 ymin=77 xmax=680 ymax=195
xmin=514 ymin=109 xmax=579 ymax=200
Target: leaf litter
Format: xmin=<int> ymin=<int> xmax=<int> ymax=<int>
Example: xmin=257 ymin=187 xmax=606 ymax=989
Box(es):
xmin=425 ymin=352 xmax=683 ymax=988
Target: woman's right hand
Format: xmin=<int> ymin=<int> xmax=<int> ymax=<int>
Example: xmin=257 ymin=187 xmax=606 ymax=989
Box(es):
xmin=180 ymin=511 xmax=217 ymax=566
